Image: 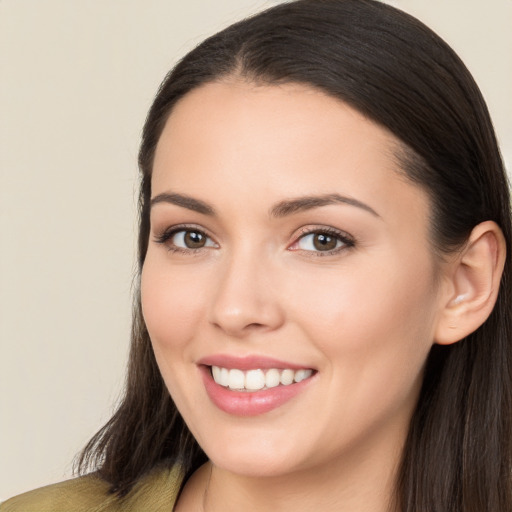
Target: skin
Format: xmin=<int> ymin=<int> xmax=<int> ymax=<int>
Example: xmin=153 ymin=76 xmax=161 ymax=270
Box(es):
xmin=141 ymin=80 xmax=453 ymax=511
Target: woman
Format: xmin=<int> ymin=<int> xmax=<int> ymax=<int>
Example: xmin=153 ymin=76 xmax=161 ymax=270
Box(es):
xmin=2 ymin=0 xmax=510 ymax=510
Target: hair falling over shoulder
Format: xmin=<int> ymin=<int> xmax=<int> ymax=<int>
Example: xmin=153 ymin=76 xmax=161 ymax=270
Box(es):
xmin=76 ymin=1 xmax=512 ymax=509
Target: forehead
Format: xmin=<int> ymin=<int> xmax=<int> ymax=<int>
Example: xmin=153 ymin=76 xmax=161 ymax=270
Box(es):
xmin=151 ymin=80 xmax=429 ymax=231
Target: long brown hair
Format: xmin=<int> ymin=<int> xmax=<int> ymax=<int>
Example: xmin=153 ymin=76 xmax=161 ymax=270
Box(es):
xmin=77 ymin=1 xmax=512 ymax=509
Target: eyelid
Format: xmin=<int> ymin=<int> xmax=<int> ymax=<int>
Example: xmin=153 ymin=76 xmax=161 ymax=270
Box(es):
xmin=152 ymin=223 xmax=354 ymax=256
xmin=153 ymin=224 xmax=218 ymax=252
xmin=288 ymin=225 xmax=355 ymax=255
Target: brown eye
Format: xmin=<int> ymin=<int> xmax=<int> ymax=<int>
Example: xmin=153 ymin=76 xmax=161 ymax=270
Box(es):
xmin=312 ymin=233 xmax=338 ymax=251
xmin=183 ymin=230 xmax=207 ymax=248
xmin=292 ymin=229 xmax=353 ymax=254
xmin=158 ymin=229 xmax=217 ymax=251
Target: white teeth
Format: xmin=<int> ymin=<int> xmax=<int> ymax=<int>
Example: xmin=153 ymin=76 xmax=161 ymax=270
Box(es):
xmin=245 ymin=369 xmax=265 ymax=390
xmin=294 ymin=369 xmax=312 ymax=383
xmin=265 ymin=368 xmax=281 ymax=388
xmin=228 ymin=369 xmax=245 ymax=390
xmin=219 ymin=367 xmax=229 ymax=387
xmin=211 ymin=366 xmax=313 ymax=391
xmin=280 ymin=369 xmax=295 ymax=386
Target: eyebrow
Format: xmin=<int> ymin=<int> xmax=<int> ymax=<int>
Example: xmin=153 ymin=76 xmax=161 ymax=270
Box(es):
xmin=150 ymin=193 xmax=216 ymax=216
xmin=150 ymin=192 xmax=379 ymax=218
xmin=270 ymin=193 xmax=380 ymax=218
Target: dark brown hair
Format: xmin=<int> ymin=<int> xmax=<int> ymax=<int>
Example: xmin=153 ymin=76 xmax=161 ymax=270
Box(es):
xmin=77 ymin=1 xmax=512 ymax=510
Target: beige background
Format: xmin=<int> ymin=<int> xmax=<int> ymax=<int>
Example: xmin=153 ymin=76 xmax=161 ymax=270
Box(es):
xmin=1 ymin=0 xmax=511 ymax=500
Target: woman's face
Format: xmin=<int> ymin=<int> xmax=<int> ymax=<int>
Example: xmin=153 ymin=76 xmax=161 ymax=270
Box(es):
xmin=141 ymin=81 xmax=445 ymax=478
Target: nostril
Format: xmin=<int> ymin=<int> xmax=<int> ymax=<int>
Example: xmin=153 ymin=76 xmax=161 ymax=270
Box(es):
xmin=247 ymin=322 xmax=265 ymax=329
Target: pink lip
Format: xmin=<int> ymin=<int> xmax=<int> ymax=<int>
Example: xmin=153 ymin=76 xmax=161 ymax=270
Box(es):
xmin=197 ymin=354 xmax=309 ymax=371
xmin=197 ymin=355 xmax=315 ymax=417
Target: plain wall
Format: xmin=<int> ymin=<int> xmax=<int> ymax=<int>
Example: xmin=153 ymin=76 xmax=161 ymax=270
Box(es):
xmin=1 ymin=0 xmax=511 ymax=500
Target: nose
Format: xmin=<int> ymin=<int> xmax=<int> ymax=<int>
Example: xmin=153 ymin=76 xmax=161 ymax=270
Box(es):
xmin=208 ymin=250 xmax=285 ymax=338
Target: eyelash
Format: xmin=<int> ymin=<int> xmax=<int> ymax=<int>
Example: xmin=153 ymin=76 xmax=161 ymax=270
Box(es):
xmin=153 ymin=225 xmax=355 ymax=257
xmin=154 ymin=224 xmax=216 ymax=255
xmin=290 ymin=226 xmax=355 ymax=257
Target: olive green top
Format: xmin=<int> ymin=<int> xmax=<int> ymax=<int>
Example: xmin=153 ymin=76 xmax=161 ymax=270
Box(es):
xmin=0 ymin=465 xmax=183 ymax=512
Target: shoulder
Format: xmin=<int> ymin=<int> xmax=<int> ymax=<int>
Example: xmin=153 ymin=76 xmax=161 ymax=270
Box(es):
xmin=0 ymin=473 xmax=113 ymax=512
xmin=0 ymin=465 xmax=183 ymax=512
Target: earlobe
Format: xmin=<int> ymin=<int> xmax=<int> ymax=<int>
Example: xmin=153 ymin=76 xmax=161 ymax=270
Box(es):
xmin=435 ymin=221 xmax=506 ymax=345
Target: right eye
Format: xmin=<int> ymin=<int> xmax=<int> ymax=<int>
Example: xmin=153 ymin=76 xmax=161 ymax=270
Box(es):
xmin=155 ymin=227 xmax=218 ymax=252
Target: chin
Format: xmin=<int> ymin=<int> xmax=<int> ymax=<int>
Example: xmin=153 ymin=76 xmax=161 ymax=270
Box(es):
xmin=210 ymin=453 xmax=302 ymax=478
xmin=198 ymin=427 xmax=312 ymax=478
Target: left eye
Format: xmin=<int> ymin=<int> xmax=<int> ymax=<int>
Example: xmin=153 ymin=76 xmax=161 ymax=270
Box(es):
xmin=295 ymin=232 xmax=347 ymax=252
xmin=171 ymin=229 xmax=216 ymax=249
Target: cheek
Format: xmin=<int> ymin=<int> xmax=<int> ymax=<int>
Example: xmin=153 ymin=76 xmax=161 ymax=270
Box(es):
xmin=316 ymin=248 xmax=434 ymax=333
xmin=140 ymin=255 xmax=206 ymax=355
xmin=140 ymin=255 xmax=212 ymax=416
xmin=289 ymin=255 xmax=438 ymax=387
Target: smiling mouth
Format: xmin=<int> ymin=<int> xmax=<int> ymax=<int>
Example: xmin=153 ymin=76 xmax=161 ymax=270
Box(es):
xmin=210 ymin=366 xmax=314 ymax=392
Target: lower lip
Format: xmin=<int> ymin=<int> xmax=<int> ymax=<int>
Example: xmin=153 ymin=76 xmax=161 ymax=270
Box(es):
xmin=200 ymin=366 xmax=314 ymax=416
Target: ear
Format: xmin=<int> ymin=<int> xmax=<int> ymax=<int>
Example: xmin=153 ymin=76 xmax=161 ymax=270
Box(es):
xmin=435 ymin=221 xmax=506 ymax=345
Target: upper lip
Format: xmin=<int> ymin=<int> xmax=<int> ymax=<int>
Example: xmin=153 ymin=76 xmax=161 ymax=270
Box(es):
xmin=197 ymin=354 xmax=313 ymax=371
